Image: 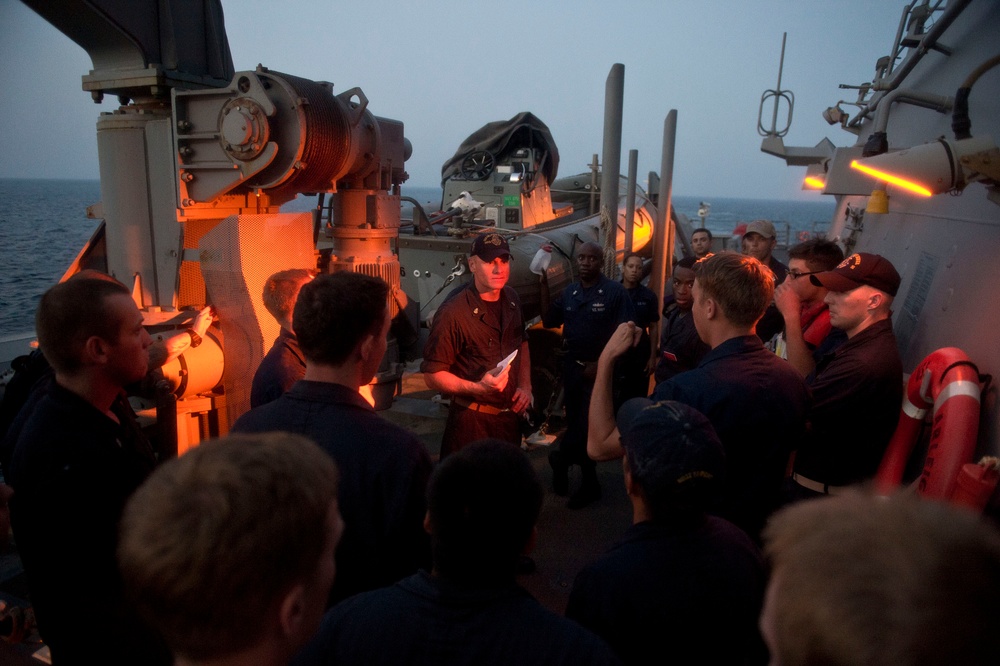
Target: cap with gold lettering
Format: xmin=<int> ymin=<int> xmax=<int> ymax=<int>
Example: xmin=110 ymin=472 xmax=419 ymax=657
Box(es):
xmin=470 ymin=232 xmax=511 ymax=262
xmin=810 ymin=252 xmax=901 ymax=296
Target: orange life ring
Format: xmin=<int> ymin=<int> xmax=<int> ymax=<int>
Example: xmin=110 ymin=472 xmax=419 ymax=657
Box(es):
xmin=797 ymin=230 xmax=810 ymax=242
xmin=874 ymin=347 xmax=982 ymax=503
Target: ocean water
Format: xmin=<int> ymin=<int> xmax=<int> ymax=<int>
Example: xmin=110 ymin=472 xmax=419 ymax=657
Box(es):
xmin=0 ymin=179 xmax=834 ymax=335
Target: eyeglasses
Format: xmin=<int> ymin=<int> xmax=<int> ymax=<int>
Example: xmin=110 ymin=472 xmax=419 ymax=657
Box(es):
xmin=788 ymin=270 xmax=822 ymax=280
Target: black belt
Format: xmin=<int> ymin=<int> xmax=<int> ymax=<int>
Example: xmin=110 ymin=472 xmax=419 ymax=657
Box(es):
xmin=453 ymin=396 xmax=511 ymax=415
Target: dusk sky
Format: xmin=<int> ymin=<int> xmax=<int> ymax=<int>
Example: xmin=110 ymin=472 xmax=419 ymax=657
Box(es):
xmin=2 ymin=0 xmax=906 ymax=200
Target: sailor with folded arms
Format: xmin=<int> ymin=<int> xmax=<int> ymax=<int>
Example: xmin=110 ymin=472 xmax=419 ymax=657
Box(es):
xmin=786 ymin=252 xmax=903 ymax=500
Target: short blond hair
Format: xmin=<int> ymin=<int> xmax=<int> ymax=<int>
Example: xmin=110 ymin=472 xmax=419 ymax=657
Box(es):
xmin=118 ymin=432 xmax=339 ymax=660
xmin=763 ymin=492 xmax=1000 ymax=666
xmin=693 ymin=252 xmax=773 ymax=328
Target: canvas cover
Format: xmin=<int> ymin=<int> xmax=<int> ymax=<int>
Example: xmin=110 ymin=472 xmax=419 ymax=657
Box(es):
xmin=440 ymin=111 xmax=560 ymax=186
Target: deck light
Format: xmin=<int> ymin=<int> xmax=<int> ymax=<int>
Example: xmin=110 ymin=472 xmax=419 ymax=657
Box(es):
xmin=801 ymin=162 xmax=827 ymax=191
xmin=850 ymin=135 xmax=997 ymax=197
xmin=851 ymin=159 xmax=933 ymax=197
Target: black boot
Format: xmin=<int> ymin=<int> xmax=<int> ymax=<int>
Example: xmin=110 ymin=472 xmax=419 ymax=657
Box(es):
xmin=568 ymin=464 xmax=601 ymax=509
xmin=549 ymin=450 xmax=569 ymax=496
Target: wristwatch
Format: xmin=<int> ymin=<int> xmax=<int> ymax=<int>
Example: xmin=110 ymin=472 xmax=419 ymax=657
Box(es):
xmin=186 ymin=329 xmax=203 ymax=348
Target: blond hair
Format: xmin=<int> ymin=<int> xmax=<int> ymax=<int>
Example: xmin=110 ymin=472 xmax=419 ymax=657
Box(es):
xmin=693 ymin=252 xmax=773 ymax=328
xmin=763 ymin=492 xmax=1000 ymax=666
xmin=118 ymin=432 xmax=339 ymax=660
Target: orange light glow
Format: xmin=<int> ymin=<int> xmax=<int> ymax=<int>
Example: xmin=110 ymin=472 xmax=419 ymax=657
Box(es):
xmin=803 ymin=177 xmax=825 ymax=189
xmin=849 ymin=160 xmax=933 ymax=197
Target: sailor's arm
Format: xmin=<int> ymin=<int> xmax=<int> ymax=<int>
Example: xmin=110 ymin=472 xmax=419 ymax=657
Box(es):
xmin=587 ymin=322 xmax=641 ymax=461
xmin=774 ymin=283 xmax=815 ymax=377
xmin=423 ymin=366 xmax=510 ymax=399
xmin=511 ymin=341 xmax=533 ymax=414
xmin=538 ymin=269 xmax=556 ymax=327
xmin=645 ymin=320 xmax=659 ymax=374
xmin=422 ymin=302 xmax=510 ymax=399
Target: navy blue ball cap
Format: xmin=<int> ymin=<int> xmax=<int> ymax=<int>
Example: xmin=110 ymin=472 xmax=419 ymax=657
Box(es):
xmin=616 ymin=398 xmax=724 ymax=496
xmin=470 ymin=232 xmax=511 ymax=261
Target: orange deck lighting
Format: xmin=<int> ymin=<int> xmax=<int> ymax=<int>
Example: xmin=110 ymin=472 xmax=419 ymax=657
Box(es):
xmin=850 ymin=135 xmax=997 ymax=197
xmin=850 ymin=160 xmax=933 ymax=196
xmin=801 ymin=162 xmax=827 ymax=191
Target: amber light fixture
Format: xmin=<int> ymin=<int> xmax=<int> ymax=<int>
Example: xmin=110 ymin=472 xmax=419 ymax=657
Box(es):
xmin=850 ymin=135 xmax=997 ymax=198
xmin=801 ymin=162 xmax=827 ymax=191
xmin=850 ymin=160 xmax=933 ymax=196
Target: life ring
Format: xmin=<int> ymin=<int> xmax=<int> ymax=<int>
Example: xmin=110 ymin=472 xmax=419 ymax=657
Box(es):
xmin=874 ymin=347 xmax=982 ymax=503
xmin=797 ymin=230 xmax=810 ymax=242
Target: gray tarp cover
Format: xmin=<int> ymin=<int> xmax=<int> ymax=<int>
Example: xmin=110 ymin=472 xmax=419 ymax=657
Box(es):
xmin=440 ymin=112 xmax=560 ymax=186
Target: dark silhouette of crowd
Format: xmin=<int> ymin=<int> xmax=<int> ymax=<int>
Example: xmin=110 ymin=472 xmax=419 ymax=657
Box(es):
xmin=1 ymin=240 xmax=997 ymax=666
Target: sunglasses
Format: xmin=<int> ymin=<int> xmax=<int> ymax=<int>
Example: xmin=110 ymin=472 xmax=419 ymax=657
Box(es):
xmin=788 ymin=270 xmax=822 ymax=280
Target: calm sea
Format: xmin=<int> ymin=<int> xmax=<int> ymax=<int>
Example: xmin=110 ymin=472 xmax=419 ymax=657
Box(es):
xmin=0 ymin=178 xmax=834 ymax=335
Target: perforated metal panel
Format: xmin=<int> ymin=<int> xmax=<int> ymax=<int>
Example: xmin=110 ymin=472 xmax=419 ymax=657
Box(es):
xmin=199 ymin=213 xmax=316 ymax=425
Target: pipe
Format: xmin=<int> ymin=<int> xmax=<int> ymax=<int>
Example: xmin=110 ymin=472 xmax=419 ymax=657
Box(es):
xmin=600 ymin=63 xmax=625 ymax=277
xmin=873 ymin=0 xmax=971 ymax=93
xmin=769 ymin=33 xmax=787 ymax=135
xmin=862 ymin=88 xmax=953 ymax=156
xmin=873 ymin=88 xmax=953 ymax=135
xmin=589 ymin=154 xmax=599 ymax=215
xmin=651 ymin=110 xmax=678 ymax=338
xmin=624 ymin=149 xmax=638 ymax=254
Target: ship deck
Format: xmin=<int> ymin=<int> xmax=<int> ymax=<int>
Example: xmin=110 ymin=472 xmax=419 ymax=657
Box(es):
xmin=381 ymin=363 xmax=632 ymax=613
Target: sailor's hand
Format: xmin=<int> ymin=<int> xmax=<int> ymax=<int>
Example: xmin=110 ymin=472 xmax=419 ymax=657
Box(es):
xmin=644 ymin=352 xmax=657 ymax=375
xmin=192 ymin=306 xmax=214 ymax=337
xmin=477 ymin=365 xmax=510 ymax=395
xmin=601 ymin=322 xmax=642 ymax=362
xmin=512 ymin=386 xmax=533 ymax=414
xmin=774 ymin=282 xmax=802 ymax=325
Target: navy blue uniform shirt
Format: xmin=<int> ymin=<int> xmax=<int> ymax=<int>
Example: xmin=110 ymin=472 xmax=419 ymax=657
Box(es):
xmin=652 ymin=335 xmax=809 ymax=538
xmin=543 ymin=275 xmax=634 ymax=363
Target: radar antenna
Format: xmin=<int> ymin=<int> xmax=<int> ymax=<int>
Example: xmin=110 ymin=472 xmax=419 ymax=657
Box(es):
xmin=757 ymin=33 xmax=795 ymax=137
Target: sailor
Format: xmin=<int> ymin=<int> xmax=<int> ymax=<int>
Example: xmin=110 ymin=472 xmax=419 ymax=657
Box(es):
xmin=743 ymin=219 xmax=788 ymax=343
xmin=421 ymin=232 xmax=533 ymax=457
xmin=0 ymin=269 xmax=212 ymax=454
xmin=588 ymin=252 xmax=809 ymax=541
xmin=742 ymin=219 xmax=787 ymax=283
xmin=762 ymin=491 xmax=1000 ymax=666
xmin=771 ymin=239 xmax=845 ymax=377
xmin=540 ymin=241 xmax=634 ymax=509
xmin=5 ymin=277 xmax=171 ymax=664
xmin=787 ymin=252 xmax=903 ymax=500
xmin=567 ymin=399 xmax=766 ymax=665
xmin=690 ymin=227 xmax=713 ymax=259
xmin=653 ymin=255 xmax=710 ymax=384
xmin=119 ymin=431 xmax=343 ymax=666
xmin=250 ymin=268 xmax=314 ymax=408
xmin=233 ymin=272 xmax=432 ymax=604
xmin=616 ymin=252 xmax=659 ymax=403
xmin=293 ymin=440 xmax=621 ymax=666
